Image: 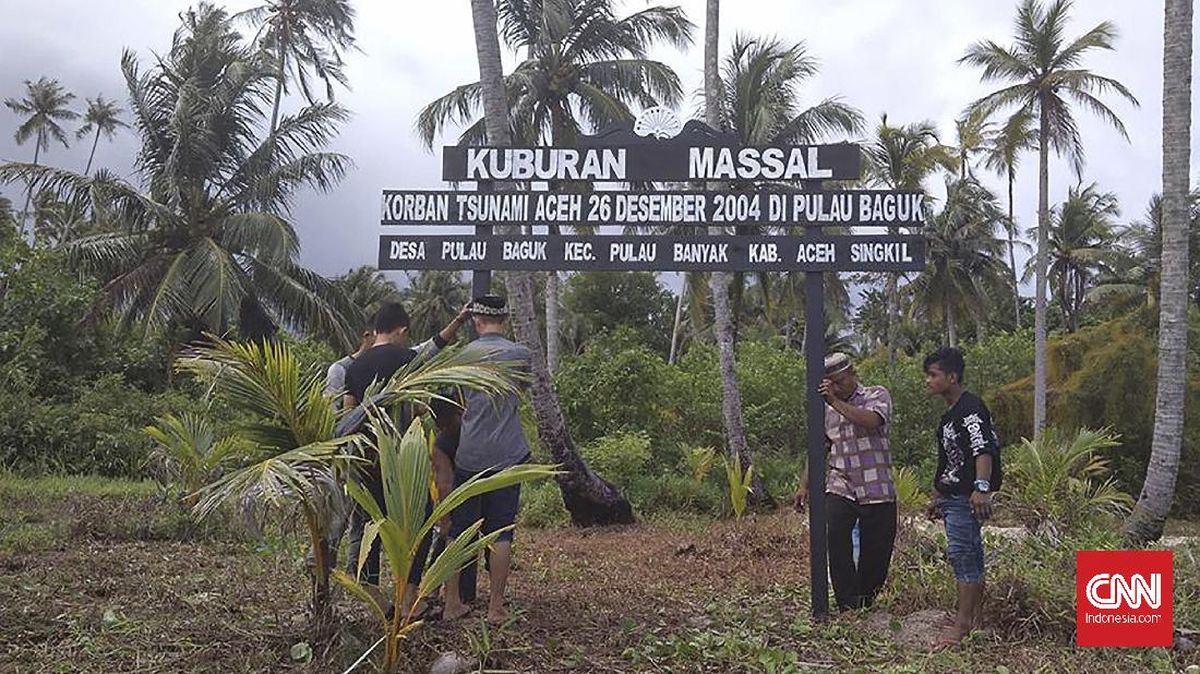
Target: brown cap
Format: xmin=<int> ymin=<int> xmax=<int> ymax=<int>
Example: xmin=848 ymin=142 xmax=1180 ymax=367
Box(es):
xmin=824 ymin=352 xmax=852 ymax=377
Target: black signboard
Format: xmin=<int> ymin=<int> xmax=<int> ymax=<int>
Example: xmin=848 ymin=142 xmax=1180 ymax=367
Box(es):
xmin=380 ymin=189 xmax=926 ymax=228
xmin=442 ymin=143 xmax=862 ymax=183
xmin=377 ymin=234 xmax=925 ymax=272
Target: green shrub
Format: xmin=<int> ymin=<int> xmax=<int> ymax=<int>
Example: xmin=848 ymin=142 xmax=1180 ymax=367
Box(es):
xmin=989 ymin=317 xmax=1200 ymax=512
xmin=519 ymin=480 xmax=569 ymax=528
xmin=856 ymin=354 xmax=941 ymax=477
xmin=674 ymin=342 xmax=808 ymax=455
xmin=0 ymin=375 xmax=204 ymax=477
xmin=724 ymin=458 xmax=753 ymax=519
xmin=581 ymin=431 xmax=652 ymax=487
xmin=1005 ymin=427 xmax=1133 ymax=535
xmin=961 ymin=329 xmax=1035 ymax=402
xmin=755 ymin=453 xmax=804 ymax=501
xmin=627 ymin=473 xmax=725 ymax=516
xmin=555 ymin=330 xmax=677 ymax=446
xmin=891 ymin=466 xmax=925 ymax=515
xmin=681 ymin=446 xmax=719 ymax=484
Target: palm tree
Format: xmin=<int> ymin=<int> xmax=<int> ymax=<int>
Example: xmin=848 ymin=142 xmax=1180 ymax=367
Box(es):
xmin=179 ymin=337 xmax=526 ymax=640
xmin=908 ymin=178 xmax=1012 ymax=346
xmin=401 ymin=270 xmax=470 ymax=339
xmin=421 ymin=0 xmax=693 ymax=372
xmin=335 ymin=265 xmax=401 ymax=319
xmin=1094 ymin=193 xmax=1200 ymax=314
xmin=960 ymin=0 xmax=1139 ymax=434
xmin=1036 ymin=183 xmax=1119 ymax=332
xmin=468 ymin=0 xmax=635 ymax=525
xmin=0 ymin=5 xmax=358 ymax=349
xmin=699 ymin=0 xmax=762 ymax=505
xmin=1126 ymin=0 xmax=1193 ymax=544
xmin=983 ymin=109 xmax=1038 ymax=324
xmin=421 ymin=0 xmax=692 ymax=148
xmin=29 ymin=188 xmax=86 ymax=245
xmin=862 ymin=115 xmax=957 ymax=362
xmin=76 ymin=96 xmax=128 ymax=176
xmin=671 ymin=269 xmax=713 ymax=359
xmin=955 ymin=108 xmax=993 ymax=180
xmin=4 ymin=77 xmax=78 ymax=233
xmin=0 ymin=195 xmax=13 ymax=229
xmin=234 ymin=0 xmax=358 ymax=136
xmin=717 ymin=34 xmax=864 ymax=340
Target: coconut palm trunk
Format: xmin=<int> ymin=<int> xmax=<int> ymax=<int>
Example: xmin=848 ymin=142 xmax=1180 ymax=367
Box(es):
xmin=947 ymin=301 xmax=957 ymax=347
xmin=83 ymin=128 xmax=101 ymax=176
xmin=1007 ymin=173 xmax=1021 ymax=324
xmin=1125 ymin=0 xmax=1192 ymax=544
xmin=269 ymin=45 xmax=288 ymax=136
xmin=546 ymin=271 xmax=561 ymax=370
xmin=669 ymin=279 xmax=687 ymax=364
xmin=506 ymin=270 xmax=634 ymax=524
xmin=1034 ymin=101 xmax=1050 ymax=435
xmin=469 ymin=0 xmax=633 ymax=525
xmin=704 ymin=0 xmax=769 ymax=506
xmin=19 ymin=142 xmax=41 ymax=235
xmin=885 ymin=273 xmax=899 ymax=363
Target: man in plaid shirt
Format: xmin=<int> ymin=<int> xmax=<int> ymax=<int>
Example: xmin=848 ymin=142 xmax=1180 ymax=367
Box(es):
xmin=795 ymin=353 xmax=898 ymax=611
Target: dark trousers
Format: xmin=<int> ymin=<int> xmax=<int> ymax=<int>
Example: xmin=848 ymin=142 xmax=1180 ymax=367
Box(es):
xmin=354 ymin=465 xmax=432 ymax=588
xmin=827 ymin=495 xmax=897 ymax=610
xmin=429 ymin=531 xmax=486 ymax=603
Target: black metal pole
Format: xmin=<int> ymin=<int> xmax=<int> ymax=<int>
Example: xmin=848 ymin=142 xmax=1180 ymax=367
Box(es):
xmin=470 ymin=180 xmax=494 ymax=298
xmin=805 ymin=215 xmax=828 ymax=620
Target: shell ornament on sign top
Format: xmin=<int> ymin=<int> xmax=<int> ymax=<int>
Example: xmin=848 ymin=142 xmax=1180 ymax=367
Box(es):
xmin=633 ymin=107 xmax=683 ymax=139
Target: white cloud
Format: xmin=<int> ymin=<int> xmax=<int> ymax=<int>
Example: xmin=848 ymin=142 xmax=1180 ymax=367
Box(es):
xmin=0 ymin=0 xmax=1191 ymax=285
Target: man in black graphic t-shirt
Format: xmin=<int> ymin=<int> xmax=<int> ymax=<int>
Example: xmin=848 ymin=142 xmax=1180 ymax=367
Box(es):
xmin=923 ymin=346 xmax=1001 ymax=647
xmin=935 ymin=395 xmax=1003 ymax=496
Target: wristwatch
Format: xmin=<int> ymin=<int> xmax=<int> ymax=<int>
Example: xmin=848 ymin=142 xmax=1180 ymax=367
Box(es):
xmin=974 ymin=479 xmax=991 ymax=493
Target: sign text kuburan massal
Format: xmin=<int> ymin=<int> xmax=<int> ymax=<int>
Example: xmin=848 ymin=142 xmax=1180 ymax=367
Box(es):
xmin=458 ymin=146 xmax=839 ymax=181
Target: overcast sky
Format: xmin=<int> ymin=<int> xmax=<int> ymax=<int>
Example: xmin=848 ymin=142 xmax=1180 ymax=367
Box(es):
xmin=0 ymin=0 xmax=1193 ymax=286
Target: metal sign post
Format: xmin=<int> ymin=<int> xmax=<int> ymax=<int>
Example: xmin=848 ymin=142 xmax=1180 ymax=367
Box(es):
xmin=804 ymin=219 xmax=829 ymax=619
xmin=470 ymin=180 xmax=493 ymax=299
xmin=380 ymin=114 xmax=925 ymax=621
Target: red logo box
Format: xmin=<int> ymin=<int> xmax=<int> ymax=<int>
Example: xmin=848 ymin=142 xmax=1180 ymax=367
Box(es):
xmin=1076 ymin=550 xmax=1173 ymax=647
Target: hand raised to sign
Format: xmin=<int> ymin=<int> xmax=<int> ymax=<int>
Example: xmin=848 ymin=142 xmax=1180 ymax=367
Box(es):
xmin=817 ymin=378 xmax=835 ymax=403
xmin=455 ymin=303 xmax=472 ymax=325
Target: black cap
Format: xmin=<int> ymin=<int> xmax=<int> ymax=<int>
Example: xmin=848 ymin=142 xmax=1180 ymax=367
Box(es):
xmin=469 ymin=294 xmax=508 ymax=316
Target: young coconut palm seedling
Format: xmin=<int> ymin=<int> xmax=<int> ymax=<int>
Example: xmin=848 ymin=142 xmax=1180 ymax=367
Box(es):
xmin=171 ymin=336 xmax=535 ymax=643
xmin=725 ymin=456 xmax=755 ymax=519
xmin=334 ymin=411 xmax=557 ymax=673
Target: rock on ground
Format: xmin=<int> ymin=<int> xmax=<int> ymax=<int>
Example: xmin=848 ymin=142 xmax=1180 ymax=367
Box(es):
xmin=868 ymin=609 xmax=952 ymax=649
xmin=429 ymin=651 xmax=475 ymax=674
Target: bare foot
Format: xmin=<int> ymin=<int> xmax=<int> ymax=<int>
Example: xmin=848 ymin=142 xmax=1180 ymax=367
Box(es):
xmin=443 ymin=603 xmax=472 ymax=622
xmin=486 ymin=606 xmax=508 ymax=625
xmin=932 ymin=625 xmax=969 ymax=649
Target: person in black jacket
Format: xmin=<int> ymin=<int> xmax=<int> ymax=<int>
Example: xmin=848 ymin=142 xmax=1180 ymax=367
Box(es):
xmin=343 ymin=301 xmax=469 ymax=619
xmin=923 ymin=346 xmax=1003 ymax=647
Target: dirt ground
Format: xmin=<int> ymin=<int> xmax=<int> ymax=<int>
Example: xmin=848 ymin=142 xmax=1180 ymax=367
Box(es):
xmin=1 ymin=482 xmax=1196 ymax=673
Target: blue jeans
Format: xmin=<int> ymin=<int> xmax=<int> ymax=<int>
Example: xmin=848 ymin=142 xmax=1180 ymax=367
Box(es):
xmin=939 ymin=494 xmax=985 ymax=584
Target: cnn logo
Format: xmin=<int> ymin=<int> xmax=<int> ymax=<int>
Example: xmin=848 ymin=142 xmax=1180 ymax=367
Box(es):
xmin=1076 ymin=550 xmax=1173 ymax=647
xmin=1084 ymin=573 xmax=1162 ymax=610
